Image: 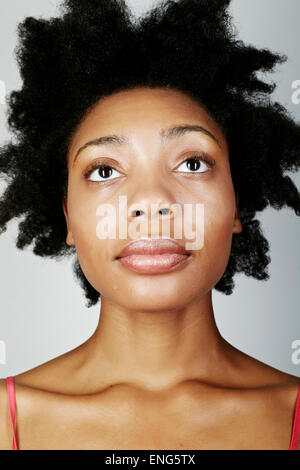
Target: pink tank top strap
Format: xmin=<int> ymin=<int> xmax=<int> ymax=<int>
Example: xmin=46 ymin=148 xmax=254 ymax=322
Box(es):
xmin=6 ymin=376 xmax=18 ymax=450
xmin=289 ymin=378 xmax=300 ymax=450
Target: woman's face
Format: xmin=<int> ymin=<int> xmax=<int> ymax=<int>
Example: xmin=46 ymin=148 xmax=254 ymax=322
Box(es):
xmin=63 ymin=87 xmax=242 ymax=311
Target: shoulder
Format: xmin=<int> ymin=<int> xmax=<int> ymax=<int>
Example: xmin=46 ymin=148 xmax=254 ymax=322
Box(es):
xmin=224 ymin=339 xmax=300 ymax=390
xmin=11 ymin=345 xmax=86 ymax=394
xmin=277 ymin=373 xmax=300 ymax=451
xmin=227 ymin=342 xmax=300 ymax=407
xmin=221 ymin=342 xmax=300 ymax=429
xmin=0 ymin=350 xmax=84 ymax=450
xmin=275 ymin=375 xmax=300 ymax=451
xmin=231 ymin=346 xmax=300 ymax=449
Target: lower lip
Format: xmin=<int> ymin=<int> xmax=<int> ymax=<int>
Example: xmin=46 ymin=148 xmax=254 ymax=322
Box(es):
xmin=116 ymin=253 xmax=190 ymax=274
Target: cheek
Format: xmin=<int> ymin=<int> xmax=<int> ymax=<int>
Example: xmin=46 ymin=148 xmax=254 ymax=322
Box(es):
xmin=201 ymin=185 xmax=236 ymax=281
xmin=68 ymin=177 xmax=119 ymax=249
xmin=182 ymin=170 xmax=236 ymax=256
xmin=67 ymin=191 xmax=114 ymax=290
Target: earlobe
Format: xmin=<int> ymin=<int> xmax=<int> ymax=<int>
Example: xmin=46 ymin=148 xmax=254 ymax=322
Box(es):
xmin=62 ymin=198 xmax=75 ymax=246
xmin=233 ymin=191 xmax=243 ymax=234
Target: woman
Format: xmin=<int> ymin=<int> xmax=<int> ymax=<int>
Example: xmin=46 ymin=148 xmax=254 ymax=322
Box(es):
xmin=0 ymin=0 xmax=299 ymax=450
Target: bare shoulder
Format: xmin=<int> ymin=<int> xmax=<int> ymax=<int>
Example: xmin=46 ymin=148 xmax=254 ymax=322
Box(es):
xmin=224 ymin=339 xmax=300 ymax=390
xmin=0 ymin=354 xmax=73 ymax=450
xmin=222 ymin=341 xmax=300 ymax=446
xmin=256 ymin=370 xmax=300 ymax=451
xmin=11 ymin=344 xmax=86 ymax=394
xmin=268 ymin=369 xmax=300 ymax=451
xmin=0 ymin=348 xmax=86 ymax=450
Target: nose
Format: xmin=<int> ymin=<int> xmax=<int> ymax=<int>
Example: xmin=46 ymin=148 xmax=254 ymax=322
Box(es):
xmin=126 ymin=170 xmax=177 ymax=224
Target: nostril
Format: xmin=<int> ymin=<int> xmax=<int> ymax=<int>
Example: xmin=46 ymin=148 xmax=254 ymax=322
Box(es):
xmin=159 ymin=208 xmax=170 ymax=215
xmin=130 ymin=208 xmax=173 ymax=217
xmin=131 ymin=210 xmax=144 ymax=217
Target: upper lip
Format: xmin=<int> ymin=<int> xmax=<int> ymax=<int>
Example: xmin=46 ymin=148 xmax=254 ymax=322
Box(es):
xmin=115 ymin=238 xmax=191 ymax=259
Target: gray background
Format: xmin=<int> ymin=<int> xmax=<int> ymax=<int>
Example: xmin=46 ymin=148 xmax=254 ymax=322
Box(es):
xmin=0 ymin=0 xmax=299 ymax=378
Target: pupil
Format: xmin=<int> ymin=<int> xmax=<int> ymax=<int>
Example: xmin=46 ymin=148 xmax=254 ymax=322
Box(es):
xmin=100 ymin=166 xmax=112 ymax=178
xmin=187 ymin=159 xmax=200 ymax=171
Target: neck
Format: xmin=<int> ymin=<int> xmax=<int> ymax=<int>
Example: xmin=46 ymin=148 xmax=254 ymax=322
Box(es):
xmin=78 ymin=291 xmax=236 ymax=392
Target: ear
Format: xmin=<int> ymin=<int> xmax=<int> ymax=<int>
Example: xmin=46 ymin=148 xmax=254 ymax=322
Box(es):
xmin=233 ymin=190 xmax=243 ymax=234
xmin=62 ymin=198 xmax=75 ymax=246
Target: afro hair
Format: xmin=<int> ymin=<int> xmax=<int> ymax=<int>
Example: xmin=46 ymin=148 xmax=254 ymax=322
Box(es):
xmin=0 ymin=0 xmax=300 ymax=307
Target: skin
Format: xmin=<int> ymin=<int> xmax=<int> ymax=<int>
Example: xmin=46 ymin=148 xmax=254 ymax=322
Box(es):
xmin=0 ymin=87 xmax=299 ymax=450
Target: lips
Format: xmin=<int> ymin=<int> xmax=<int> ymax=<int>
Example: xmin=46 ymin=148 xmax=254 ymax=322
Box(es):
xmin=115 ymin=238 xmax=191 ymax=274
xmin=116 ymin=238 xmax=190 ymax=258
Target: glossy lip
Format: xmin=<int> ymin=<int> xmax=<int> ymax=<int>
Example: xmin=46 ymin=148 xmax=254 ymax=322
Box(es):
xmin=115 ymin=238 xmax=191 ymax=259
xmin=115 ymin=238 xmax=192 ymax=275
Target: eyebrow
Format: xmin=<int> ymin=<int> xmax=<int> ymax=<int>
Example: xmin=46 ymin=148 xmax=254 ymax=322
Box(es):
xmin=72 ymin=124 xmax=222 ymax=166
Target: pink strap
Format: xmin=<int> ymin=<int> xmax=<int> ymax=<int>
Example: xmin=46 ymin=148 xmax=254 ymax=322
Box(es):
xmin=6 ymin=376 xmax=18 ymax=450
xmin=290 ymin=379 xmax=300 ymax=450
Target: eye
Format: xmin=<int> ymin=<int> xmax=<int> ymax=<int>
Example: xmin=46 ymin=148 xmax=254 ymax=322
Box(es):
xmin=84 ymin=161 xmax=122 ymax=183
xmin=176 ymin=153 xmax=215 ymax=174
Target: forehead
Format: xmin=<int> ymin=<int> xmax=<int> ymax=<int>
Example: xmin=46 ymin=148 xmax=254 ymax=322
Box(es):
xmin=68 ymin=87 xmax=227 ymax=156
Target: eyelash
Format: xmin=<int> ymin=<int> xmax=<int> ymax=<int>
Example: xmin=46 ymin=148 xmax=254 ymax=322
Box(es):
xmin=83 ymin=152 xmax=216 ymax=183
